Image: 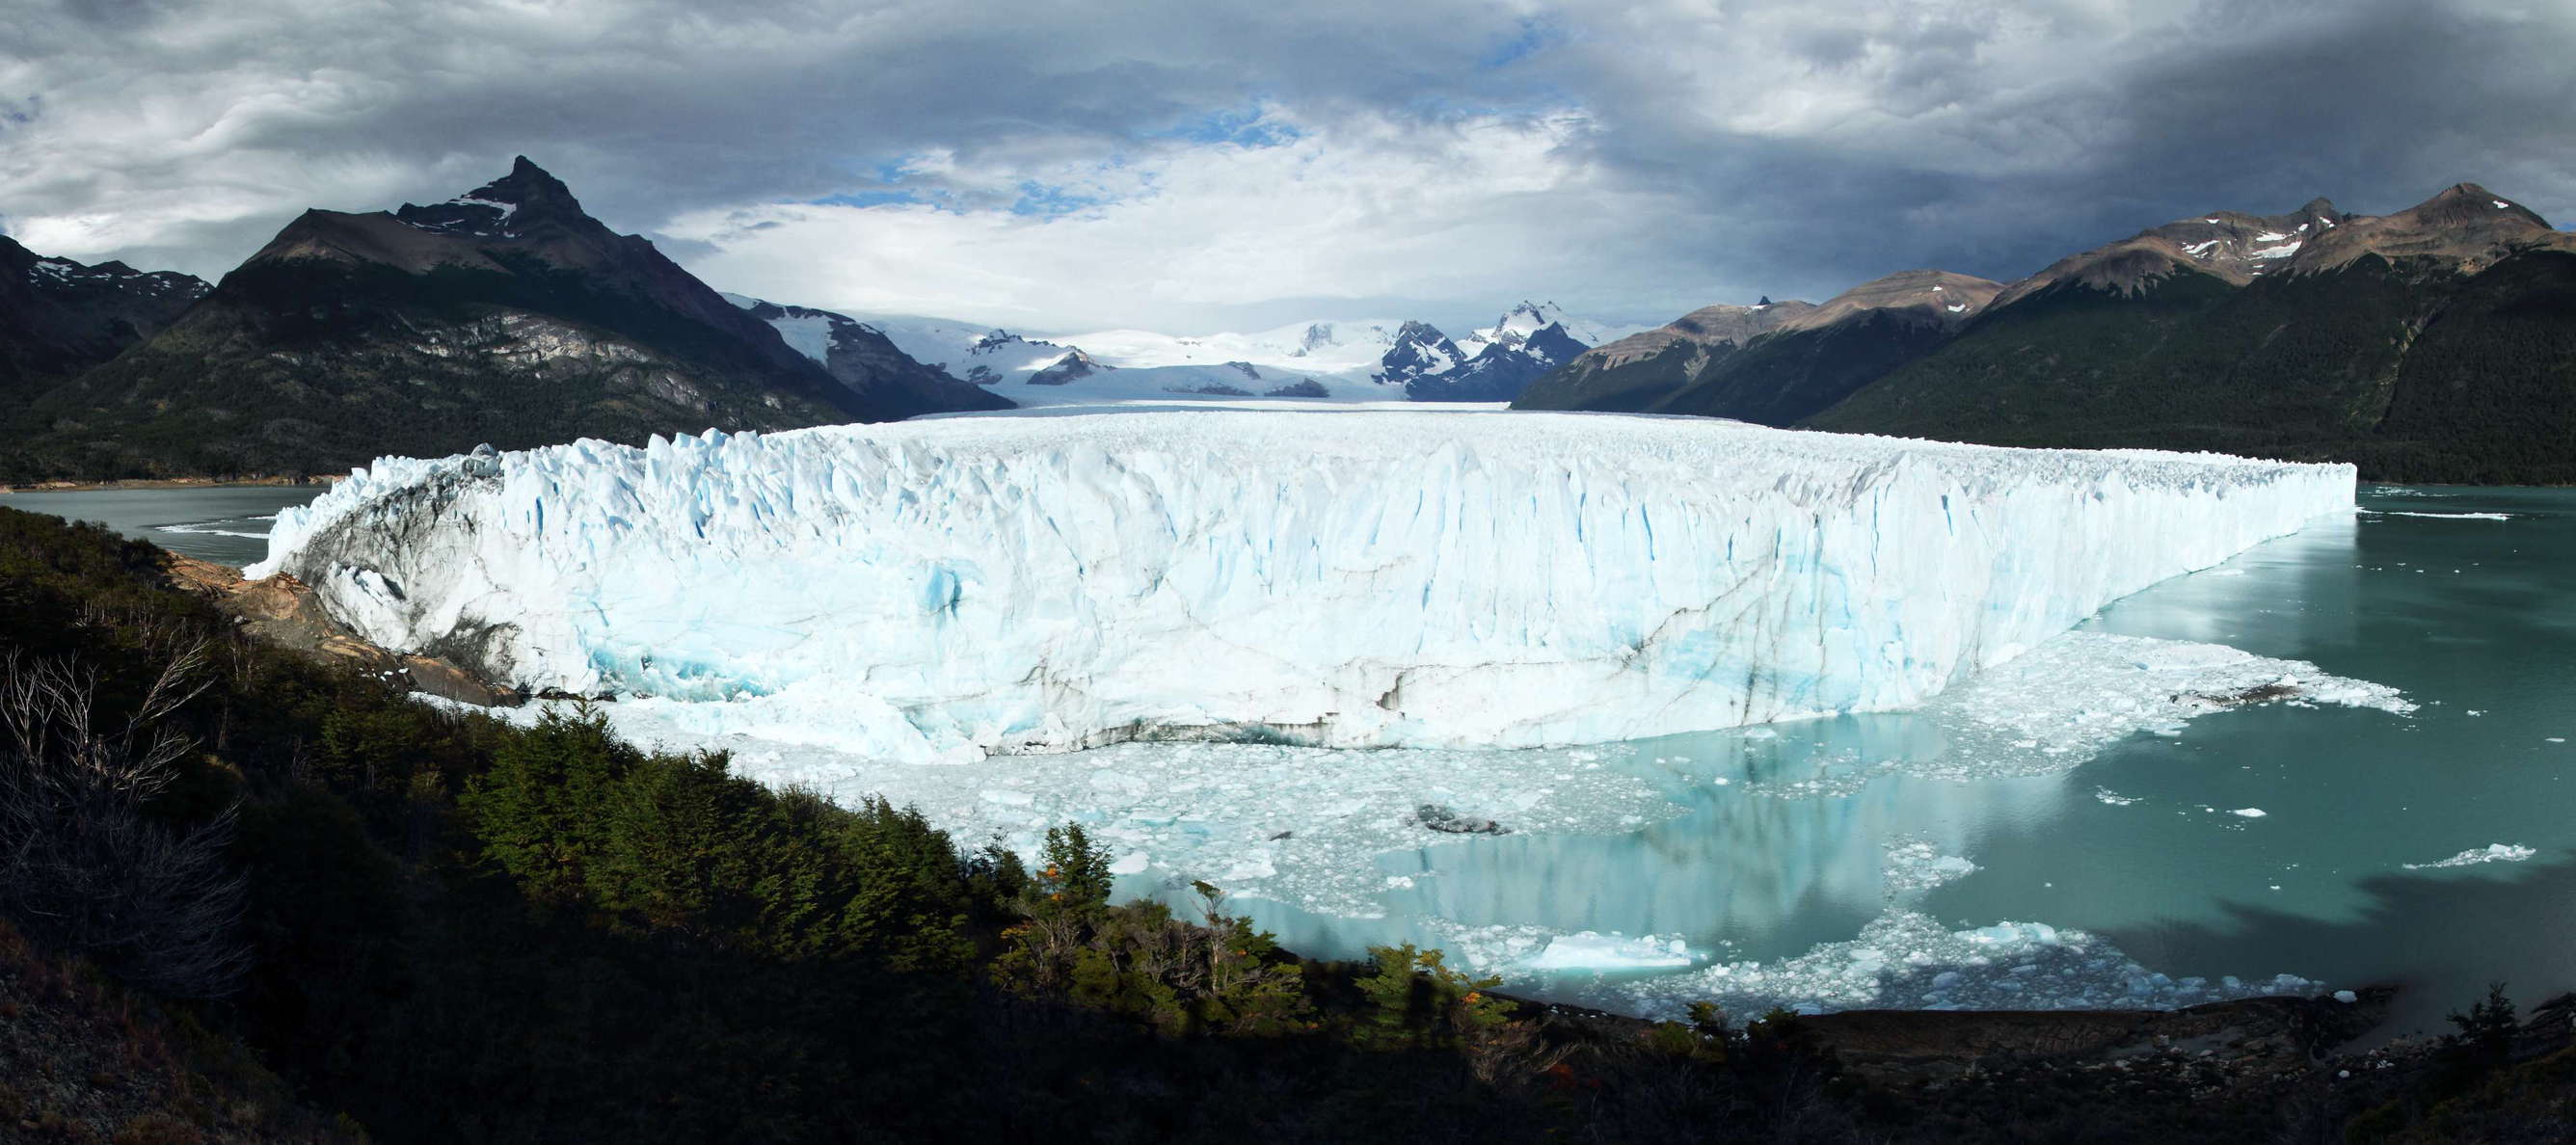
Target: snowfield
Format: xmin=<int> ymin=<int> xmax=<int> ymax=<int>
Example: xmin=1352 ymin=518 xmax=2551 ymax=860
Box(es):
xmin=253 ymin=410 xmax=2356 ymax=765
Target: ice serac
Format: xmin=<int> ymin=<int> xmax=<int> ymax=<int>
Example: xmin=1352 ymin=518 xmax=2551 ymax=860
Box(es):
xmin=250 ymin=413 xmax=2355 ymax=764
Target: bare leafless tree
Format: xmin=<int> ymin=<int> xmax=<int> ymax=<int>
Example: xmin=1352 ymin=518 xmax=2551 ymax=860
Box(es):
xmin=0 ymin=645 xmax=249 ymax=998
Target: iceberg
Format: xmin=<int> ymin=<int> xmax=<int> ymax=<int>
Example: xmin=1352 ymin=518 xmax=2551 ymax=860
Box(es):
xmin=252 ymin=410 xmax=2353 ymax=764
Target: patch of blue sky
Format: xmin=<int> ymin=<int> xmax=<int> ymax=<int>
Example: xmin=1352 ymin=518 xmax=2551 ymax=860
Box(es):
xmin=1480 ymin=17 xmax=1560 ymax=68
xmin=808 ymin=189 xmax=926 ymax=208
xmin=1010 ymin=180 xmax=1114 ymax=218
xmin=1144 ymin=103 xmax=1301 ymax=148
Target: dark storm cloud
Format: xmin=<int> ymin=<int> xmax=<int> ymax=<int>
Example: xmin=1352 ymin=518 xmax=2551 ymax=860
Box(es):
xmin=3 ymin=0 xmax=2569 ymax=331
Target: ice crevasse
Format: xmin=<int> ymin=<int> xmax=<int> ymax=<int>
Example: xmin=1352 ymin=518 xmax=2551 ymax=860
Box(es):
xmin=250 ymin=411 xmax=2355 ymax=764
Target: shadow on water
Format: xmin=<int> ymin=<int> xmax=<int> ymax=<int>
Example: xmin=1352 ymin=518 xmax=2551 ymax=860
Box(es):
xmin=2087 ymin=852 xmax=2576 ymax=1042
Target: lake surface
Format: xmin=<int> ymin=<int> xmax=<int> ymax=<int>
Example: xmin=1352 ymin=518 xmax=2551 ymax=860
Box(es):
xmin=0 ymin=484 xmax=328 ymax=565
xmin=14 ymin=479 xmax=2572 ymax=1039
xmin=1153 ymin=484 xmax=2576 ymax=1039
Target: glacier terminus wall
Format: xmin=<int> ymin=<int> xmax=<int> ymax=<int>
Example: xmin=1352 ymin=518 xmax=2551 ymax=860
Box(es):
xmin=250 ymin=411 xmax=2355 ymax=764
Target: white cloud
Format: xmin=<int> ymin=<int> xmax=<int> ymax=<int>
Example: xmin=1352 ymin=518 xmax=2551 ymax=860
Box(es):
xmin=664 ymin=108 xmax=1713 ymax=331
xmin=2 ymin=0 xmax=2571 ymax=333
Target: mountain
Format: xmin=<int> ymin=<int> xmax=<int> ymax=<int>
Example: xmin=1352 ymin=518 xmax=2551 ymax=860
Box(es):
xmin=0 ymin=235 xmax=206 ymax=401
xmin=851 ymin=313 xmax=1086 ymax=386
xmin=1375 ymin=302 xmax=1644 ymax=401
xmin=7 ymin=158 xmax=984 ymax=481
xmin=1518 ymin=183 xmax=2576 ymax=483
xmin=1511 ymin=301 xmax=1816 ymax=413
xmin=723 ymin=295 xmax=1011 ymax=414
xmin=1526 ymin=271 xmax=2003 ymax=423
xmin=1806 ymin=184 xmax=2576 ymax=482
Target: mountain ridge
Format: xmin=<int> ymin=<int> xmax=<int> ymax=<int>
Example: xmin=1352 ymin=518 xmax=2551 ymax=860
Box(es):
xmin=3 ymin=158 xmax=1001 ymax=481
xmin=1516 ymin=181 xmax=2576 ymax=482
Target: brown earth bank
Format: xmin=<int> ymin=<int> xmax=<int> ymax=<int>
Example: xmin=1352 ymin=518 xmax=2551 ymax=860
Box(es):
xmin=162 ymin=552 xmax=518 ymax=706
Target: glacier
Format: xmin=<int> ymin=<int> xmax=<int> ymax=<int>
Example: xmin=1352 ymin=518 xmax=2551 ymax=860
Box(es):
xmin=250 ymin=410 xmax=2355 ymax=765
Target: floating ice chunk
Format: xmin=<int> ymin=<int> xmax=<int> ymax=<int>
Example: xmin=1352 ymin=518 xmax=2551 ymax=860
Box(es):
xmin=2334 ymin=989 xmax=2358 ymax=1003
xmin=1109 ymin=851 xmax=1150 ymax=875
xmin=440 ymin=700 xmax=1677 ymax=919
xmin=1882 ymin=837 xmax=1982 ymax=897
xmin=2095 ymin=788 xmax=2140 ymax=806
xmin=2403 ymin=843 xmax=2536 ymax=870
xmin=1619 ymin=908 xmax=2319 ymax=1018
xmin=1526 ymin=932 xmax=1696 ymax=972
xmin=2230 ymin=808 xmax=2267 ymax=818
xmin=2383 ymin=511 xmax=2512 ymax=520
xmin=1891 ymin=631 xmax=2411 ymax=782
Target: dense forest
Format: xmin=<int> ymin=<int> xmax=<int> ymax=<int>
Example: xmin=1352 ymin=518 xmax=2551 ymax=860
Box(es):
xmin=2 ymin=506 xmax=2572 ymax=1142
xmin=1803 ymin=252 xmax=2576 ymax=483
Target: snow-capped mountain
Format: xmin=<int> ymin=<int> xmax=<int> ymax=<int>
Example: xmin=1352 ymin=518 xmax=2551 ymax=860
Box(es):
xmin=742 ymin=300 xmax=1644 ymax=409
xmin=1462 ymin=300 xmax=1645 ymax=356
xmin=0 ymin=234 xmax=207 ymax=394
xmin=1377 ymin=303 xmax=1627 ymax=401
xmin=1371 ymin=321 xmax=1472 ymax=386
xmin=719 ymin=295 xmax=1009 ymax=415
xmin=1049 ymin=318 xmax=1412 ymax=378
xmin=843 ymin=313 xmax=1082 ymax=385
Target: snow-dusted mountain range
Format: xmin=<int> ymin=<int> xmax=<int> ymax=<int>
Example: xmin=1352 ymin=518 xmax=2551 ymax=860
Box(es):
xmin=725 ymin=296 xmax=1650 ymax=407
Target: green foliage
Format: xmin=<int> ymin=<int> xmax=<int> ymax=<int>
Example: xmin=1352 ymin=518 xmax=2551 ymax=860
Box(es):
xmin=994 ymin=836 xmax=1312 ymax=1037
xmin=1354 ymin=943 xmax=1512 ymax=1050
xmin=2446 ymin=981 xmax=2520 ymax=1067
xmin=1033 ymin=821 xmax=1114 ymax=915
xmin=459 ymin=706 xmax=634 ymax=904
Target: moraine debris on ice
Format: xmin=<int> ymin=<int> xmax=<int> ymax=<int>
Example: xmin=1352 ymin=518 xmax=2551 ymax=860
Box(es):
xmin=255 ymin=411 xmax=2356 ymax=763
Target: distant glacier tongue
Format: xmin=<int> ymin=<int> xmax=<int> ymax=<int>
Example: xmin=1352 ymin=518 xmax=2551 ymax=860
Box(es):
xmin=250 ymin=412 xmax=2353 ymax=763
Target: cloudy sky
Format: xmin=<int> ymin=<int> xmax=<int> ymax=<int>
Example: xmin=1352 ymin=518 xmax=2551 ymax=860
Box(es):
xmin=5 ymin=0 xmax=2572 ymax=335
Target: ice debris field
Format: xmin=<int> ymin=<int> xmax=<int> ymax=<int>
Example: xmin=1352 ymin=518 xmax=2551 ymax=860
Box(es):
xmin=260 ymin=409 xmax=2408 ymax=1017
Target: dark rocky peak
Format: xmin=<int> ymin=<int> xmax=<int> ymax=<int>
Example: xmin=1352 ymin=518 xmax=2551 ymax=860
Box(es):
xmin=1515 ymin=322 xmax=1586 ymax=366
xmin=2409 ymin=183 xmax=2550 ymax=229
xmin=2289 ymin=181 xmax=2573 ymax=276
xmin=1027 ymin=348 xmax=1112 ymax=386
xmin=1781 ymin=270 xmax=2004 ymax=333
xmin=393 ymin=156 xmax=592 ymax=238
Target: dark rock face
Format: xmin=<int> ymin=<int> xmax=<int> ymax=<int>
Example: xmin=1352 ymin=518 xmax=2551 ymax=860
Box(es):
xmin=0 ymin=235 xmax=207 ymax=399
xmin=1028 ymin=348 xmax=1112 ymax=386
xmin=1414 ymin=804 xmax=1509 ymax=835
xmin=1373 ymin=320 xmax=1470 ymax=389
xmin=7 ymin=157 xmax=922 ymax=480
xmin=1263 ymin=379 xmax=1329 ymax=398
xmin=1406 ymin=321 xmax=1589 ymax=402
